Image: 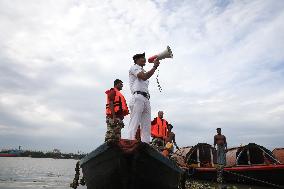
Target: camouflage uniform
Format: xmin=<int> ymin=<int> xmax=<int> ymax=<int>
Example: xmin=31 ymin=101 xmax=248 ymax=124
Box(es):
xmin=105 ymin=117 xmax=125 ymax=142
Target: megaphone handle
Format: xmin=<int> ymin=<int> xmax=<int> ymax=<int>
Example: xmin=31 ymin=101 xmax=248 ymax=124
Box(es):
xmin=156 ymin=68 xmax=162 ymax=92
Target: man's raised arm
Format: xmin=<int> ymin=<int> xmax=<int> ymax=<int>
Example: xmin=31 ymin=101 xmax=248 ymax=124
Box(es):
xmin=137 ymin=59 xmax=160 ymax=81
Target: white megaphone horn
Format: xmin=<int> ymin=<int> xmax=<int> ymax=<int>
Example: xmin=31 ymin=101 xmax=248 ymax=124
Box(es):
xmin=148 ymin=46 xmax=173 ymax=63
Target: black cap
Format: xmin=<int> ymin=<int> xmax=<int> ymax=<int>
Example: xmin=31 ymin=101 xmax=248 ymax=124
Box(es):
xmin=133 ymin=53 xmax=145 ymax=62
xmin=216 ymin=128 xmax=221 ymax=130
xmin=114 ymin=79 xmax=123 ymax=86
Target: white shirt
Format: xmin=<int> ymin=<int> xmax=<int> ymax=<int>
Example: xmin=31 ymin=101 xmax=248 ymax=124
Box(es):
xmin=129 ymin=64 xmax=149 ymax=94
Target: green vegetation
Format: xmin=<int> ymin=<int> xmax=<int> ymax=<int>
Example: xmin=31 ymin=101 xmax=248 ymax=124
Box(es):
xmin=20 ymin=150 xmax=86 ymax=159
xmin=186 ymin=180 xmax=240 ymax=189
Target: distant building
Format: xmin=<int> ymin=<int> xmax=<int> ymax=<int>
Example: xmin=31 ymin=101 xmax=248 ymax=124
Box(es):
xmin=53 ymin=149 xmax=61 ymax=154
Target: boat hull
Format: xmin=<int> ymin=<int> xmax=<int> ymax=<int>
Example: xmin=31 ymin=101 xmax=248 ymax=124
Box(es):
xmin=0 ymin=153 xmax=19 ymax=157
xmin=191 ymin=165 xmax=284 ymax=188
xmin=80 ymin=140 xmax=184 ymax=189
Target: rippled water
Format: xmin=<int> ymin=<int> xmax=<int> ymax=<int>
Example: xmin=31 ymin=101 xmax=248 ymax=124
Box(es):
xmin=0 ymin=157 xmax=274 ymax=189
xmin=0 ymin=157 xmax=85 ymax=189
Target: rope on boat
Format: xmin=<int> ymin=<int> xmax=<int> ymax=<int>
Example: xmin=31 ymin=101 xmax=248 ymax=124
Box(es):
xmin=70 ymin=161 xmax=85 ymax=188
xmin=224 ymin=169 xmax=284 ymax=189
xmin=259 ymin=147 xmax=281 ymax=164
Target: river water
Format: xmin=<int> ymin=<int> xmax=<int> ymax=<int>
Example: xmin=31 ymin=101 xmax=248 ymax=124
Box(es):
xmin=0 ymin=157 xmax=273 ymax=189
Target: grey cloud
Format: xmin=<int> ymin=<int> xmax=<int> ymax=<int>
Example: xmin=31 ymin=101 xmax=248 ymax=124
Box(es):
xmin=1 ymin=0 xmax=284 ymax=153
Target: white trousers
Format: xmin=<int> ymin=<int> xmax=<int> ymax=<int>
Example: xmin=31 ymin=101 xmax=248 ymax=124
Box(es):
xmin=128 ymin=94 xmax=151 ymax=143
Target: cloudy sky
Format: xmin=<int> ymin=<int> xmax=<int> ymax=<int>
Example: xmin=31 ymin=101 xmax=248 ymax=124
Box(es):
xmin=0 ymin=0 xmax=284 ymax=153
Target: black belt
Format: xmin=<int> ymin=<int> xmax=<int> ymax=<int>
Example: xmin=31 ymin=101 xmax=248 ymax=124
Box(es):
xmin=134 ymin=91 xmax=150 ymax=100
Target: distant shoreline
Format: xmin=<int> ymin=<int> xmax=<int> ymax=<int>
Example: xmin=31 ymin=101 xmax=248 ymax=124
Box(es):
xmin=0 ymin=150 xmax=86 ymax=159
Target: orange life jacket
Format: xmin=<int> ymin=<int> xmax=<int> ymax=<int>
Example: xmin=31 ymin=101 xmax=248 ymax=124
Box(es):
xmin=105 ymin=88 xmax=129 ymax=117
xmin=151 ymin=117 xmax=168 ymax=139
xmin=162 ymin=149 xmax=169 ymax=157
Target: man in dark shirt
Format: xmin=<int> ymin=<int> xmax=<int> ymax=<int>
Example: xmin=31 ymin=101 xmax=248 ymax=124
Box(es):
xmin=214 ymin=128 xmax=227 ymax=165
xmin=165 ymin=124 xmax=179 ymax=150
xmin=162 ymin=124 xmax=179 ymax=157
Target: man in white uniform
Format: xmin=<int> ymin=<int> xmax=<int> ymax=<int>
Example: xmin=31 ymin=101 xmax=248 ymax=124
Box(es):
xmin=129 ymin=53 xmax=160 ymax=143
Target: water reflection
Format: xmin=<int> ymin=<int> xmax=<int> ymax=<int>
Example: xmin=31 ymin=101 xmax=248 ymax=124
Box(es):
xmin=0 ymin=157 xmax=275 ymax=189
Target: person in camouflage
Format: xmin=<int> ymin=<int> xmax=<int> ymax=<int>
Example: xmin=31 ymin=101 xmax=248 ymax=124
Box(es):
xmin=105 ymin=79 xmax=129 ymax=142
xmin=105 ymin=117 xmax=125 ymax=142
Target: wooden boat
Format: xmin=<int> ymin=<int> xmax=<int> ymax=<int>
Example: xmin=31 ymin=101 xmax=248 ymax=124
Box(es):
xmin=173 ymin=143 xmax=284 ymax=188
xmin=172 ymin=143 xmax=217 ymax=169
xmin=273 ymin=148 xmax=284 ymax=164
xmin=223 ymin=143 xmax=284 ymax=188
xmin=80 ymin=139 xmax=184 ymax=189
xmin=0 ymin=149 xmax=21 ymax=157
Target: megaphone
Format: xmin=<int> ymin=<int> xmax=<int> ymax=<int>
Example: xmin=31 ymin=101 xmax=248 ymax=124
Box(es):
xmin=148 ymin=46 xmax=173 ymax=63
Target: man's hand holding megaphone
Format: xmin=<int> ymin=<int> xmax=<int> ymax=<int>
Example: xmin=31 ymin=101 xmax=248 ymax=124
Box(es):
xmin=139 ymin=58 xmax=160 ymax=81
xmin=153 ymin=58 xmax=160 ymax=69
